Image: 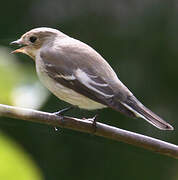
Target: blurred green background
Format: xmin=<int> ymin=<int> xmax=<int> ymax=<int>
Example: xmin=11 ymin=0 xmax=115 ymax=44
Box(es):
xmin=0 ymin=0 xmax=178 ymax=179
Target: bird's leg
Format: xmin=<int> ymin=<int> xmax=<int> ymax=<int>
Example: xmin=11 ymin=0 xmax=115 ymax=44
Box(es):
xmin=53 ymin=106 xmax=76 ymax=127
xmin=53 ymin=106 xmax=75 ymax=116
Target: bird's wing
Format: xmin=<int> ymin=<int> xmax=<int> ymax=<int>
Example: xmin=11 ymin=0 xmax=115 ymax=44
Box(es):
xmin=40 ymin=49 xmax=114 ymax=106
xmin=39 ymin=39 xmax=137 ymax=117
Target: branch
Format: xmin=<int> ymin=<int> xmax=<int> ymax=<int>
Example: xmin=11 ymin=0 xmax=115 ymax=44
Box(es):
xmin=0 ymin=103 xmax=177 ymax=159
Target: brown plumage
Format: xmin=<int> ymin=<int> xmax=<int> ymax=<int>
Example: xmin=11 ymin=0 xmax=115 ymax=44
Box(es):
xmin=10 ymin=27 xmax=173 ymax=130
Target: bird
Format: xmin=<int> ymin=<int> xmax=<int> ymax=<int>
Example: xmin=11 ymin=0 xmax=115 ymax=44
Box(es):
xmin=10 ymin=27 xmax=173 ymax=130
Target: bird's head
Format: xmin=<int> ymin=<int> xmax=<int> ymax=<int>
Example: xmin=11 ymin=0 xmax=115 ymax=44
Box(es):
xmin=10 ymin=27 xmax=65 ymax=60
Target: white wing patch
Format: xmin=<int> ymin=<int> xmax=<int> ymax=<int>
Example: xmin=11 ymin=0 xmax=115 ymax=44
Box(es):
xmin=54 ymin=74 xmax=76 ymax=80
xmin=45 ymin=62 xmax=54 ymax=67
xmin=75 ymin=68 xmax=113 ymax=98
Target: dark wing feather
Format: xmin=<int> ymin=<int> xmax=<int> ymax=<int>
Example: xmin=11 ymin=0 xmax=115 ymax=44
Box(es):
xmin=44 ymin=61 xmax=113 ymax=106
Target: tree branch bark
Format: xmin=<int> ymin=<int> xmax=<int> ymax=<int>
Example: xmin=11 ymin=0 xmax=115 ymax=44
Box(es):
xmin=0 ymin=103 xmax=177 ymax=159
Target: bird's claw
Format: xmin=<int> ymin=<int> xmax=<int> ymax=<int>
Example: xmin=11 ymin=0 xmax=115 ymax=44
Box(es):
xmin=89 ymin=114 xmax=98 ymax=134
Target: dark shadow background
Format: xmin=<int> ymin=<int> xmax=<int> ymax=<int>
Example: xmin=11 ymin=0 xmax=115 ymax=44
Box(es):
xmin=0 ymin=0 xmax=178 ymax=179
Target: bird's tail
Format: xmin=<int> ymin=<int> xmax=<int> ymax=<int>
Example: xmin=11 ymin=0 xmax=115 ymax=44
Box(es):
xmin=121 ymin=96 xmax=174 ymax=130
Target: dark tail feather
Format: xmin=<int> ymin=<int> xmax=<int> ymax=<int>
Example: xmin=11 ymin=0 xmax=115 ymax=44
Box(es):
xmin=121 ymin=96 xmax=174 ymax=130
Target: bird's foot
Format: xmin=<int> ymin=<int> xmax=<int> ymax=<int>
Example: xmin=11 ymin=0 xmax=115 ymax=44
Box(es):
xmin=53 ymin=106 xmax=76 ymax=127
xmin=89 ymin=114 xmax=98 ymax=134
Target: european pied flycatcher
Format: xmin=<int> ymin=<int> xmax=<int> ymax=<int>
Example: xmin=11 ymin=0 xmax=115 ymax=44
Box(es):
xmin=10 ymin=27 xmax=173 ymax=130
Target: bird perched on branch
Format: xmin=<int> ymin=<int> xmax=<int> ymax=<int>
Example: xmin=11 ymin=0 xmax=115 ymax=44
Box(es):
xmin=10 ymin=27 xmax=173 ymax=130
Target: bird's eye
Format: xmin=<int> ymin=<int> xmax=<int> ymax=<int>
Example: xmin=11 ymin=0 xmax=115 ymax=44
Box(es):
xmin=29 ymin=36 xmax=37 ymax=43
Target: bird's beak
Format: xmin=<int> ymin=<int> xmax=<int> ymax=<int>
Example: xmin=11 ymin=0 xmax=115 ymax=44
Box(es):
xmin=10 ymin=39 xmax=27 ymax=54
xmin=10 ymin=39 xmax=23 ymax=46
